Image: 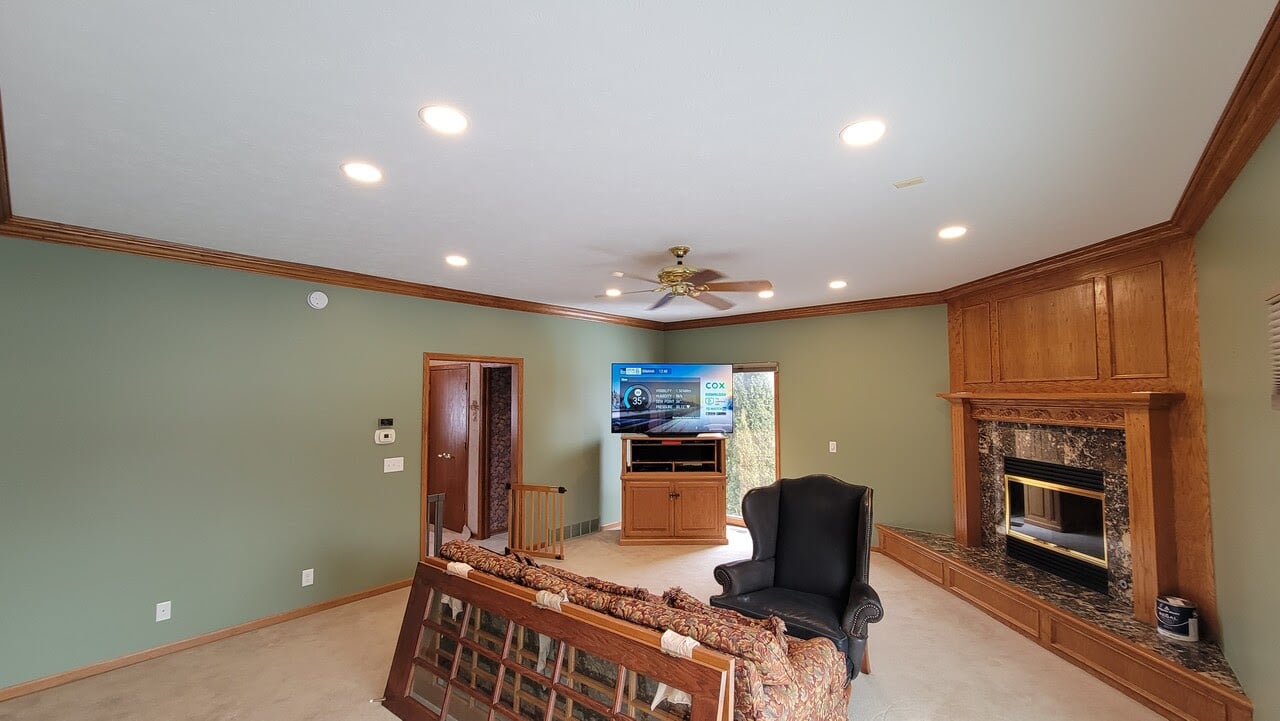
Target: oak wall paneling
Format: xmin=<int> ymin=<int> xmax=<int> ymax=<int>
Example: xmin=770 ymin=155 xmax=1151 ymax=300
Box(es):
xmin=944 ymin=235 xmax=1218 ymax=638
xmin=1107 ymin=263 xmax=1171 ymax=378
xmin=995 ymin=281 xmax=1100 ymax=382
xmin=960 ymin=304 xmax=993 ymax=383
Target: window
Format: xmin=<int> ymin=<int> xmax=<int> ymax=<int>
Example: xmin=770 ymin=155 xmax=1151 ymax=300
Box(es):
xmin=1270 ymin=288 xmax=1280 ymax=410
xmin=726 ymin=363 xmax=779 ymax=518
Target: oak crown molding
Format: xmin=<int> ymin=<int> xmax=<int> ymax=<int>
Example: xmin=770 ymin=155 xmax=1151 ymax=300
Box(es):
xmin=1172 ymin=0 xmax=1280 ymax=235
xmin=663 ymin=290 xmax=945 ymax=330
xmin=1 ymin=1 xmax=1278 ymax=329
xmin=0 ymin=215 xmax=665 ymax=331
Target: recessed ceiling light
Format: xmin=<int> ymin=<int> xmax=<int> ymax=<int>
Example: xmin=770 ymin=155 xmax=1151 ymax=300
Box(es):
xmin=340 ymin=162 xmax=382 ymax=183
xmin=758 ymin=290 xmax=774 ymax=299
xmin=840 ymin=120 xmax=886 ymax=146
xmin=610 ymin=271 xmax=625 ymax=278
xmin=829 ymin=280 xmax=848 ymax=289
xmin=420 ymin=105 xmax=469 ymax=134
xmin=445 ymin=255 xmax=469 ymax=267
xmin=938 ymin=225 xmax=968 ymax=240
xmin=605 ymin=288 xmax=622 ymax=297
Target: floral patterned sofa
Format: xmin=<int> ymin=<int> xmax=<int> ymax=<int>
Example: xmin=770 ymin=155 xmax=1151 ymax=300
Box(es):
xmin=437 ymin=540 xmax=850 ymax=721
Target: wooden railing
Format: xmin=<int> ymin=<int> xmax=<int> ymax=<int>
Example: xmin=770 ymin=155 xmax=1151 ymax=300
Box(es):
xmin=382 ymin=559 xmax=734 ymax=721
xmin=507 ymin=484 xmax=566 ymax=560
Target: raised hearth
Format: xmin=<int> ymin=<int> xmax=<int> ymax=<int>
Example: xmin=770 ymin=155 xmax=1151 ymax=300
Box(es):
xmin=879 ymin=526 xmax=1251 ymax=721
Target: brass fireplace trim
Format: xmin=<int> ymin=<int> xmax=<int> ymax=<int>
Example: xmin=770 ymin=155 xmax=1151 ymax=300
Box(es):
xmin=1004 ymin=473 xmax=1108 ymax=569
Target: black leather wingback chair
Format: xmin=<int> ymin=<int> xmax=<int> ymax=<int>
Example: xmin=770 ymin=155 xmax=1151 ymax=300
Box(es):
xmin=711 ymin=474 xmax=883 ymax=678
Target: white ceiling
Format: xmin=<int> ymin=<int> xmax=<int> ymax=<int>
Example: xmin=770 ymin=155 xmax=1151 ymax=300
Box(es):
xmin=1 ymin=1 xmax=1275 ymax=320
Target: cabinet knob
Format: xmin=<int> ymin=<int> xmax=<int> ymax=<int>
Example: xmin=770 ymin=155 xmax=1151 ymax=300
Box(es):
xmin=436 ymin=452 xmax=453 ymax=459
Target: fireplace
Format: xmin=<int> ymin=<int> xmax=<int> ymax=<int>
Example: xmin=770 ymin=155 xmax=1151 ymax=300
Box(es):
xmin=941 ymin=391 xmax=1183 ymax=628
xmin=1004 ymin=456 xmax=1108 ymax=594
xmin=977 ymin=420 xmax=1132 ymax=606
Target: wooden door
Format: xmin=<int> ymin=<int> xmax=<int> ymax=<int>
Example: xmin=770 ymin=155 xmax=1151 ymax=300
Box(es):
xmin=622 ymin=481 xmax=673 ymax=537
xmin=674 ymin=480 xmax=726 ymax=538
xmin=428 ymin=365 xmax=470 ymax=532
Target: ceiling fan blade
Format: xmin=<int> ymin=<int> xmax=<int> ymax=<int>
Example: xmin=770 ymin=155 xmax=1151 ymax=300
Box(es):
xmin=685 ymin=268 xmax=724 ymax=286
xmin=649 ymin=293 xmax=677 ymax=310
xmin=702 ymin=280 xmax=773 ymax=292
xmin=693 ymin=292 xmax=734 ymax=311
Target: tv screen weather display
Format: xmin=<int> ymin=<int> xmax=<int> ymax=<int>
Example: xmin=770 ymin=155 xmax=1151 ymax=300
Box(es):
xmin=611 ymin=363 xmax=733 ymax=434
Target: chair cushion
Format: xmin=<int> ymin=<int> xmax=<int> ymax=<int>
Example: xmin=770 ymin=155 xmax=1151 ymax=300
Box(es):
xmin=712 ymin=588 xmax=849 ymax=654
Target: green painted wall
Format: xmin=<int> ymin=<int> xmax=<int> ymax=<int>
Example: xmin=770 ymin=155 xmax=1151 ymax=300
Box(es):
xmin=1196 ymin=123 xmax=1280 ymax=720
xmin=0 ymin=237 xmax=662 ymax=688
xmin=665 ymin=306 xmax=953 ymax=534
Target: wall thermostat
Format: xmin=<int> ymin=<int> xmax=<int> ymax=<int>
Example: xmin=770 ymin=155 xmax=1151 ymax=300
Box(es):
xmin=375 ymin=428 xmax=396 ymax=445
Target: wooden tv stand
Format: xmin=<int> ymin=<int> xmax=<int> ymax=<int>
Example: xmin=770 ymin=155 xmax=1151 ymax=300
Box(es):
xmin=619 ymin=435 xmax=727 ymax=545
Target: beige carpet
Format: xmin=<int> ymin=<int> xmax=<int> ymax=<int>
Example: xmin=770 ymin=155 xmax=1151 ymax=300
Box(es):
xmin=0 ymin=527 xmax=1162 ymax=721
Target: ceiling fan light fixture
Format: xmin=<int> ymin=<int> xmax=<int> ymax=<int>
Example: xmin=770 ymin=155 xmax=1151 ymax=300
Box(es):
xmin=758 ymin=290 xmax=775 ymax=299
xmin=420 ymin=105 xmax=469 ymax=134
xmin=840 ymin=119 xmax=886 ymax=146
xmin=829 ymin=280 xmax=848 ymax=289
xmin=604 ymin=288 xmax=622 ymax=297
xmin=340 ymin=162 xmax=382 ymax=183
xmin=938 ymin=225 xmax=968 ymax=240
xmin=445 ymin=254 xmax=469 ymax=267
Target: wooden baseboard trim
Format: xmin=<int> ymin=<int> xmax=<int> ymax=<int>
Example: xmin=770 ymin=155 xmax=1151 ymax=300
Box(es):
xmin=0 ymin=578 xmax=411 ymax=703
xmin=600 ymin=521 xmax=622 ymax=531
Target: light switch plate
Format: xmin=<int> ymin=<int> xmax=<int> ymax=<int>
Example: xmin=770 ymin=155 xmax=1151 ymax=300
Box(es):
xmin=384 ymin=457 xmax=405 ymax=473
xmin=828 ymin=441 xmax=838 ymax=453
xmin=375 ymin=428 xmax=396 ymax=445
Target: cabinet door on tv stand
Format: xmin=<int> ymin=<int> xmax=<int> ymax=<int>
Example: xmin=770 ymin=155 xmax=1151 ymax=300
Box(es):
xmin=623 ymin=481 xmax=674 ymax=538
xmin=673 ymin=480 xmax=726 ymax=539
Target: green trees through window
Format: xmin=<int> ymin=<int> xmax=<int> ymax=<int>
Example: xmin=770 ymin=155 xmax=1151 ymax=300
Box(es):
xmin=726 ymin=370 xmax=778 ymax=517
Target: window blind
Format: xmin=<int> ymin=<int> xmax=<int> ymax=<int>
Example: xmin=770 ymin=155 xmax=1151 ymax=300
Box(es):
xmin=1271 ymin=290 xmax=1280 ymax=410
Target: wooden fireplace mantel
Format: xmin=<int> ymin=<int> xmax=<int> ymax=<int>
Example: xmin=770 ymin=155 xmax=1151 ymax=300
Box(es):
xmin=937 ymin=391 xmax=1184 ymax=429
xmin=939 ymin=390 xmax=1182 ymax=626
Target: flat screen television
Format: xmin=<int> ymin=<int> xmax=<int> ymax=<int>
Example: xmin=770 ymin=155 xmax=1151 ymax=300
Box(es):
xmin=610 ymin=363 xmax=733 ymax=434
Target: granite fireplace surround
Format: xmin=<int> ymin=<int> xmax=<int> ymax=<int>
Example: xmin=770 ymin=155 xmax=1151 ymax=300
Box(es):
xmin=978 ymin=420 xmax=1132 ymax=608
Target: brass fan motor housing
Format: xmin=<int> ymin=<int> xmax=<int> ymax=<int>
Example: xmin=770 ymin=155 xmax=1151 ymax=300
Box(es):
xmin=657 ymin=246 xmax=701 ymax=295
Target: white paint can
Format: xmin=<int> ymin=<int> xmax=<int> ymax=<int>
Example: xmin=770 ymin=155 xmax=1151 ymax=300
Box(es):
xmin=1155 ymin=595 xmax=1199 ymax=643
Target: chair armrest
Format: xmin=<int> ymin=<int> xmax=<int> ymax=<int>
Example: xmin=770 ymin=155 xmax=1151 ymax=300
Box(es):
xmin=713 ymin=558 xmax=775 ymax=596
xmin=841 ymin=581 xmax=883 ymax=638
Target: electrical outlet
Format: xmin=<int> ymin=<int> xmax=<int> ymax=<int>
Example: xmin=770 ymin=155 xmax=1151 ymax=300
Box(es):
xmin=828 ymin=441 xmax=838 ymax=453
xmin=383 ymin=456 xmax=404 ymax=473
xmin=302 ymin=568 xmax=314 ymax=587
xmin=155 ymin=601 xmax=171 ymax=622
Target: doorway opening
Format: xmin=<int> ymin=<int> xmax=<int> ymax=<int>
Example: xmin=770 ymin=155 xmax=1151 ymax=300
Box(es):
xmin=726 ymin=363 xmax=780 ymax=521
xmin=422 ymin=353 xmax=522 ymax=559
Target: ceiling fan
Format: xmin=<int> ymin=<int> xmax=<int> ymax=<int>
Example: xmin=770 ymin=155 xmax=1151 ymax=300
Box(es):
xmin=606 ymin=246 xmax=774 ymax=311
